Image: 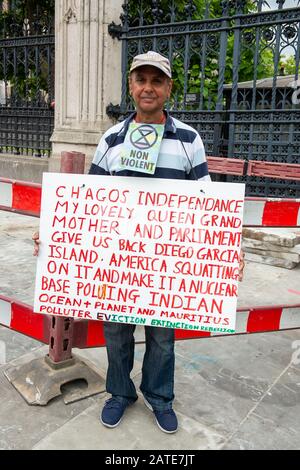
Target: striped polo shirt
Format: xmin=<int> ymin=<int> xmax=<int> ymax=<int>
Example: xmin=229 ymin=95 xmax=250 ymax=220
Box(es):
xmin=89 ymin=111 xmax=210 ymax=181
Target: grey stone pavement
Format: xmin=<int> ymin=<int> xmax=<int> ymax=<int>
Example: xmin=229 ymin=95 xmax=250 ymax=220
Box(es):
xmin=1 ymin=209 xmax=300 ymax=450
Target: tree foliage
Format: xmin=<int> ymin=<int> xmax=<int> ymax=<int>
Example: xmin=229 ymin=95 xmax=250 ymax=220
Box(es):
xmin=0 ymin=0 xmax=54 ymax=103
xmin=280 ymin=55 xmax=297 ymax=75
xmin=127 ymin=0 xmax=293 ymax=109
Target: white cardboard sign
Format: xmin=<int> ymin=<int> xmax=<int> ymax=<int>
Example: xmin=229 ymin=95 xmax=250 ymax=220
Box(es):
xmin=34 ymin=173 xmax=245 ymax=334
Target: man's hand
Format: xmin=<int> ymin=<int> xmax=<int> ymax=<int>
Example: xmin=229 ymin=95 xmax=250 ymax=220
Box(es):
xmin=32 ymin=231 xmax=40 ymax=256
xmin=239 ymin=249 xmax=245 ymax=282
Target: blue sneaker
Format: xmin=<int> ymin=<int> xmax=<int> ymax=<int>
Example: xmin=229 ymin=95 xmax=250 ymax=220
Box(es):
xmin=100 ymin=398 xmax=131 ymax=428
xmin=144 ymin=397 xmax=178 ymax=433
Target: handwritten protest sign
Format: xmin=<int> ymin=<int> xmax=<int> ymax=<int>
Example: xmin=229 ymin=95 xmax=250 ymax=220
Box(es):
xmin=34 ymin=174 xmax=245 ymax=333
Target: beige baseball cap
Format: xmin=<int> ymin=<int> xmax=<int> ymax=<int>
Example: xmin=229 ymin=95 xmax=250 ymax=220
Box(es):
xmin=129 ymin=51 xmax=172 ymax=78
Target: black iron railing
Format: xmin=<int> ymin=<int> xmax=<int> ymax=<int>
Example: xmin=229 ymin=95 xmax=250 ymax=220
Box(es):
xmin=0 ymin=2 xmax=54 ymax=157
xmin=111 ymin=0 xmax=300 ymax=197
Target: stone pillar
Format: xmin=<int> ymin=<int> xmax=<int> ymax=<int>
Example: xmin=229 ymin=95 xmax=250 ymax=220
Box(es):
xmin=50 ymin=0 xmax=123 ymax=172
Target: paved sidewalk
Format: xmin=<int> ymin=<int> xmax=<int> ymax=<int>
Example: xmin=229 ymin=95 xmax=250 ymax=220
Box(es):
xmin=0 ymin=210 xmax=300 ymax=450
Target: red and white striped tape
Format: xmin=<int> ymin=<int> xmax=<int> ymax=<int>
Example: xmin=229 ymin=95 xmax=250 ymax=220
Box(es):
xmin=0 ymin=178 xmax=41 ymax=217
xmin=176 ymin=304 xmax=300 ymax=340
xmin=1 ymin=295 xmax=299 ymax=346
xmin=0 ymin=295 xmax=105 ymax=348
xmin=0 ymin=295 xmax=49 ymax=344
xmin=1 ymin=177 xmax=300 ymax=227
xmin=244 ymin=197 xmax=300 ymax=227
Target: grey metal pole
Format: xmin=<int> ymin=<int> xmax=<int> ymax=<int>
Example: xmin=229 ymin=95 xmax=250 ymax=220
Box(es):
xmin=48 ymin=151 xmax=85 ymax=363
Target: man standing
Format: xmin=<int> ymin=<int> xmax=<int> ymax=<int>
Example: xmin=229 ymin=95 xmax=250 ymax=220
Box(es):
xmin=89 ymin=51 xmax=211 ymax=433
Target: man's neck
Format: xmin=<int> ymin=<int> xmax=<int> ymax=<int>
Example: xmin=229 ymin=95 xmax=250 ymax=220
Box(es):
xmin=135 ymin=110 xmax=166 ymax=124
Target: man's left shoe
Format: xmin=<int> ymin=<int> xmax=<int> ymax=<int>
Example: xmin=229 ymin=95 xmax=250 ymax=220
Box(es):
xmin=100 ymin=398 xmax=129 ymax=428
xmin=144 ymin=397 xmax=178 ymax=433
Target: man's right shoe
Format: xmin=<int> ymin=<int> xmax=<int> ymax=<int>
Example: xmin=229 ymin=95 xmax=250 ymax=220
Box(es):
xmin=100 ymin=398 xmax=129 ymax=428
xmin=144 ymin=397 xmax=178 ymax=433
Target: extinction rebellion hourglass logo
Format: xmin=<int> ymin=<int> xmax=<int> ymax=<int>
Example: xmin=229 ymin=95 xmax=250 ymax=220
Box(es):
xmin=120 ymin=123 xmax=164 ymax=175
xmin=130 ymin=124 xmax=159 ymax=149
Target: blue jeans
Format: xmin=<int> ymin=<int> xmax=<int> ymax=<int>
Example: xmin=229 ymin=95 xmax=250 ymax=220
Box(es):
xmin=104 ymin=322 xmax=175 ymax=411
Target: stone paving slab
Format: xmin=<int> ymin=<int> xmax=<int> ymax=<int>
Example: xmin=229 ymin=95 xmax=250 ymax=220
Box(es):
xmin=242 ymin=238 xmax=300 ymax=254
xmin=0 ymin=348 xmax=98 ymax=450
xmin=242 ymin=228 xmax=300 ymax=248
xmin=222 ymin=366 xmax=300 ymax=450
xmin=32 ymin=393 xmax=226 ymax=450
xmin=244 ymin=252 xmax=298 ymax=269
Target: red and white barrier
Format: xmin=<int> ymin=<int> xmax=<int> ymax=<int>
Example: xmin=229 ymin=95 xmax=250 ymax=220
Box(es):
xmin=1 ymin=177 xmax=300 ymax=227
xmin=244 ymin=197 xmax=300 ymax=227
xmin=175 ymin=304 xmax=300 ymax=340
xmin=1 ymin=172 xmax=300 ymax=346
xmin=1 ymin=295 xmax=299 ymax=346
xmin=0 ymin=295 xmax=106 ymax=348
xmin=0 ymin=178 xmax=41 ymax=217
xmin=0 ymin=295 xmax=50 ymax=344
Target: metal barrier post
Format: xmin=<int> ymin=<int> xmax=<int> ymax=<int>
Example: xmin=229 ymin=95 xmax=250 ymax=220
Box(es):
xmin=48 ymin=151 xmax=85 ymax=364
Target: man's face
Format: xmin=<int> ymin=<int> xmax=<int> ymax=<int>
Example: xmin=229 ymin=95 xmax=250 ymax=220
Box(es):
xmin=129 ymin=65 xmax=172 ymax=115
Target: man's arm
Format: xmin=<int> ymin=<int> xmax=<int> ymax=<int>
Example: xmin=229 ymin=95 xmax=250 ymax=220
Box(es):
xmin=89 ymin=133 xmax=111 ymax=175
xmin=189 ymin=133 xmax=211 ymax=181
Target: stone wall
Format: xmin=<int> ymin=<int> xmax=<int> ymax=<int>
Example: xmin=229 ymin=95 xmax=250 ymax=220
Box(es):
xmin=0 ymin=154 xmax=48 ymax=184
xmin=50 ymin=0 xmax=123 ymax=172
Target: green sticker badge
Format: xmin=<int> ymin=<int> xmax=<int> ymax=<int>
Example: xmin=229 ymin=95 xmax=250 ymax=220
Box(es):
xmin=120 ymin=122 xmax=165 ymax=175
